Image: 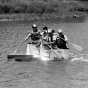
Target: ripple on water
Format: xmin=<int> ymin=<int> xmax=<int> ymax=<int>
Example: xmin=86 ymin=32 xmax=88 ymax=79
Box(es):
xmin=66 ymin=60 xmax=88 ymax=81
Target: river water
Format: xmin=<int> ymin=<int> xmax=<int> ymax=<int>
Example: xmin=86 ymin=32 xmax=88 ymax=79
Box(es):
xmin=0 ymin=19 xmax=88 ymax=88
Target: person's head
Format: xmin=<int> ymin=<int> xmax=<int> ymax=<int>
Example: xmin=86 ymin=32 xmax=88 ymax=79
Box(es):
xmin=43 ymin=26 xmax=48 ymax=33
xmin=32 ymin=24 xmax=38 ymax=32
xmin=51 ymin=29 xmax=55 ymax=33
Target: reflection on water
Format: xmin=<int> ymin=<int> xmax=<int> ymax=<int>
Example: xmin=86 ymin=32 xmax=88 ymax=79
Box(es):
xmin=1 ymin=16 xmax=88 ymax=87
xmin=43 ymin=60 xmax=67 ymax=74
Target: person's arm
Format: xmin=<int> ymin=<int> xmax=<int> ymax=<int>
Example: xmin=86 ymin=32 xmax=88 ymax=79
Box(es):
xmin=24 ymin=32 xmax=31 ymax=41
xmin=40 ymin=32 xmax=43 ymax=36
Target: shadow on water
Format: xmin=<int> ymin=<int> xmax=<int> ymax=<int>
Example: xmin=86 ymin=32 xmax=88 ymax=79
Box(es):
xmin=45 ymin=60 xmax=68 ymax=74
xmin=32 ymin=59 xmax=69 ymax=77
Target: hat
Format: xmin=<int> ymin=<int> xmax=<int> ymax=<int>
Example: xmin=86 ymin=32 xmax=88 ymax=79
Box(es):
xmin=32 ymin=24 xmax=37 ymax=28
xmin=58 ymin=29 xmax=62 ymax=33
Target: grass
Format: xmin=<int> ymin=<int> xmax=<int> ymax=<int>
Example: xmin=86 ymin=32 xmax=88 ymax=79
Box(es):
xmin=0 ymin=0 xmax=87 ymax=22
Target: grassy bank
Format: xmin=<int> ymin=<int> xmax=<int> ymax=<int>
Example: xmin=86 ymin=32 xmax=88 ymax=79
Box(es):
xmin=0 ymin=0 xmax=87 ymax=22
xmin=0 ymin=13 xmax=86 ymax=24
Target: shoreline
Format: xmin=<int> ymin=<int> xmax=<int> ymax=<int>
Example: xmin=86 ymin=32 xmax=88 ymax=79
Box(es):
xmin=0 ymin=14 xmax=86 ymax=26
xmin=0 ymin=15 xmax=86 ymax=22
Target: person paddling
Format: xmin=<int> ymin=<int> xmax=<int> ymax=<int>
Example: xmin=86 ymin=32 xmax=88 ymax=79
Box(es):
xmin=25 ymin=24 xmax=41 ymax=47
xmin=55 ymin=29 xmax=69 ymax=49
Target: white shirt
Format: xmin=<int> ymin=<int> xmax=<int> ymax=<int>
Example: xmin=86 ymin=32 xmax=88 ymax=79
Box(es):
xmin=53 ymin=33 xmax=58 ymax=41
xmin=64 ymin=35 xmax=68 ymax=41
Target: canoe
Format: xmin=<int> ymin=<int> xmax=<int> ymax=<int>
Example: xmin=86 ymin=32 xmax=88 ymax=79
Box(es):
xmin=39 ymin=44 xmax=70 ymax=61
xmin=7 ymin=44 xmax=70 ymax=62
xmin=26 ymin=44 xmax=40 ymax=58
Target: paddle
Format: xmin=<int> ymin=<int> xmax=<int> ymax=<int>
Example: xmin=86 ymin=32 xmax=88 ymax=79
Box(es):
xmin=13 ymin=33 xmax=31 ymax=54
xmin=57 ymin=35 xmax=83 ymax=52
xmin=13 ymin=39 xmax=26 ymax=54
xmin=69 ymin=42 xmax=83 ymax=51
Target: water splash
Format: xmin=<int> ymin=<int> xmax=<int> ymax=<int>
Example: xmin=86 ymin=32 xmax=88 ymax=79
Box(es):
xmin=26 ymin=44 xmax=31 ymax=55
xmin=71 ymin=54 xmax=88 ymax=62
xmin=26 ymin=44 xmax=40 ymax=58
xmin=39 ymin=45 xmax=50 ymax=61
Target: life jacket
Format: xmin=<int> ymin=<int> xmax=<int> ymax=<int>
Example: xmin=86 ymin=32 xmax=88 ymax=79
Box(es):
xmin=58 ymin=33 xmax=65 ymax=39
xmin=31 ymin=32 xmax=41 ymax=41
xmin=42 ymin=32 xmax=47 ymax=37
xmin=48 ymin=32 xmax=54 ymax=42
xmin=53 ymin=33 xmax=58 ymax=41
xmin=41 ymin=32 xmax=48 ymax=42
xmin=56 ymin=33 xmax=68 ymax=49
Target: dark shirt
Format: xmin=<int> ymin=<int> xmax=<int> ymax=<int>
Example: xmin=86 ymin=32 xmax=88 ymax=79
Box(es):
xmin=55 ymin=32 xmax=68 ymax=49
xmin=31 ymin=32 xmax=41 ymax=41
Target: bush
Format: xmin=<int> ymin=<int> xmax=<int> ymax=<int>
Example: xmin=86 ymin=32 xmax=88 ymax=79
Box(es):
xmin=0 ymin=0 xmax=85 ymax=18
xmin=0 ymin=1 xmax=60 ymax=14
xmin=26 ymin=1 xmax=59 ymax=14
xmin=45 ymin=3 xmax=59 ymax=13
xmin=26 ymin=2 xmax=47 ymax=14
xmin=0 ymin=4 xmax=14 ymax=14
xmin=14 ymin=4 xmax=27 ymax=13
xmin=0 ymin=4 xmax=28 ymax=14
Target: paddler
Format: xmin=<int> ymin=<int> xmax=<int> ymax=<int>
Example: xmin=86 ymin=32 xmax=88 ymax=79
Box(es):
xmin=25 ymin=24 xmax=41 ymax=47
xmin=44 ymin=28 xmax=57 ymax=49
xmin=55 ymin=29 xmax=69 ymax=49
xmin=41 ymin=26 xmax=48 ymax=41
xmin=41 ymin=26 xmax=51 ymax=49
xmin=50 ymin=29 xmax=58 ymax=49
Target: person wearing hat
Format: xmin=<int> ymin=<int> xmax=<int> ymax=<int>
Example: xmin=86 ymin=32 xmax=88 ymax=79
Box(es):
xmin=41 ymin=26 xmax=51 ymax=49
xmin=24 ymin=24 xmax=42 ymax=57
xmin=44 ymin=28 xmax=57 ymax=49
xmin=50 ymin=29 xmax=58 ymax=49
xmin=42 ymin=26 xmax=48 ymax=38
xmin=25 ymin=24 xmax=41 ymax=47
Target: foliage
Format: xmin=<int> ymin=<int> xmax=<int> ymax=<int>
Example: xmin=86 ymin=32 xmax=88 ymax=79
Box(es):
xmin=0 ymin=0 xmax=81 ymax=14
xmin=0 ymin=0 xmax=86 ymax=21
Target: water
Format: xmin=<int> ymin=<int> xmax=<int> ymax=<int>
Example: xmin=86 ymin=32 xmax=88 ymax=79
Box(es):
xmin=1 ymin=19 xmax=88 ymax=87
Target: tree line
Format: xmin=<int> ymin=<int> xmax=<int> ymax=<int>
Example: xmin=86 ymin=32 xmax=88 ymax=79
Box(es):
xmin=0 ymin=0 xmax=86 ymax=15
xmin=0 ymin=2 xmax=59 ymax=14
